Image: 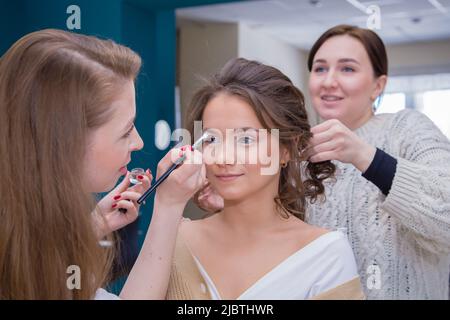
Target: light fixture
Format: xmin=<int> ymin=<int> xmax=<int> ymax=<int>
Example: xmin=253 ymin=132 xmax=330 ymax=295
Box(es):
xmin=309 ymin=0 xmax=322 ymax=8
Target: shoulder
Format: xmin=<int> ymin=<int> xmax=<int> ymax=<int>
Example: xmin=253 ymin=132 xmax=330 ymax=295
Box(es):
xmin=297 ymin=229 xmax=358 ymax=277
xmin=284 ymin=217 xmax=330 ymax=243
xmin=387 ymin=109 xmax=438 ymax=132
xmin=180 ymin=216 xmax=213 ymax=233
xmin=374 ymin=109 xmax=449 ymax=153
xmin=179 ymin=215 xmax=217 ymax=244
xmin=306 ymin=231 xmax=360 ymax=297
xmin=382 ymin=109 xmax=449 ymax=155
xmin=315 ymin=231 xmax=355 ymax=257
xmin=292 ymin=225 xmax=354 ymax=256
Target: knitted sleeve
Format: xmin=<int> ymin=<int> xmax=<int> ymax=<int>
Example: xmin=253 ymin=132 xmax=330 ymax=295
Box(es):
xmin=381 ymin=109 xmax=450 ymax=255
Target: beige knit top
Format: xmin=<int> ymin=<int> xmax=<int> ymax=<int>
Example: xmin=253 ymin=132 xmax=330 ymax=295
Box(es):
xmin=306 ymin=109 xmax=450 ymax=299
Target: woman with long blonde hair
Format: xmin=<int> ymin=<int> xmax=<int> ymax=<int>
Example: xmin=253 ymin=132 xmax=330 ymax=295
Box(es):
xmin=0 ymin=29 xmax=205 ymax=299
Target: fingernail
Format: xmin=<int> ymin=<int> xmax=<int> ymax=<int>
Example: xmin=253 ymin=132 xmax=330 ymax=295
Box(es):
xmin=113 ymin=195 xmax=121 ymax=200
xmin=137 ymin=175 xmax=144 ymax=180
xmin=189 ymin=145 xmax=193 ymax=151
xmin=181 ymin=146 xmax=186 ymax=151
xmin=112 ymin=204 xmax=117 ymax=208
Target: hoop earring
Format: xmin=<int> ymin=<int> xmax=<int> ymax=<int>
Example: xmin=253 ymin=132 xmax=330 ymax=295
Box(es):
xmin=281 ymin=162 xmax=288 ymax=168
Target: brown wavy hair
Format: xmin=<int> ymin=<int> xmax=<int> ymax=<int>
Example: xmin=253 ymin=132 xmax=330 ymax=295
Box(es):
xmin=0 ymin=29 xmax=141 ymax=299
xmin=186 ymin=58 xmax=335 ymax=220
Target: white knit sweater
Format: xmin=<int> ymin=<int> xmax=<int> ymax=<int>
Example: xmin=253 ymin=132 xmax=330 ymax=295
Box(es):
xmin=306 ymin=109 xmax=450 ymax=300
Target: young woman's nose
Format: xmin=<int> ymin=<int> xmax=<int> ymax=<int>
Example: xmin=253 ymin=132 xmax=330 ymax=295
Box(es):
xmin=130 ymin=128 xmax=144 ymax=151
xmin=214 ymin=140 xmax=237 ymax=165
xmin=322 ymin=69 xmax=338 ymax=88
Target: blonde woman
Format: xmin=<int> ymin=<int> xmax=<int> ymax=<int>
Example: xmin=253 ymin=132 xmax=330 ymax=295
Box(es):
xmin=0 ymin=29 xmax=205 ymax=299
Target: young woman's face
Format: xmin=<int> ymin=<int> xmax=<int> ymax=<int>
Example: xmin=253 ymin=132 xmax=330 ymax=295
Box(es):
xmin=201 ymin=93 xmax=283 ymax=202
xmin=83 ymin=80 xmax=144 ymax=193
xmin=308 ymin=35 xmax=385 ymax=129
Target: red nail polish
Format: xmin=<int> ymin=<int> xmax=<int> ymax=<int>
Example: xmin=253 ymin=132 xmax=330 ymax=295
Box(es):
xmin=189 ymin=145 xmax=193 ymax=151
xmin=138 ymin=175 xmax=144 ymax=179
xmin=112 ymin=204 xmax=117 ymax=208
xmin=113 ymin=195 xmax=121 ymax=200
xmin=181 ymin=146 xmax=186 ymax=151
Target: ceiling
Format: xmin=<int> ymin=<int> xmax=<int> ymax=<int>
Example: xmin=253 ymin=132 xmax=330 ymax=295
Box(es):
xmin=177 ymin=0 xmax=450 ymax=49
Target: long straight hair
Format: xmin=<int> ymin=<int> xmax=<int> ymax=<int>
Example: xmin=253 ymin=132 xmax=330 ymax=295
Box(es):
xmin=0 ymin=29 xmax=141 ymax=299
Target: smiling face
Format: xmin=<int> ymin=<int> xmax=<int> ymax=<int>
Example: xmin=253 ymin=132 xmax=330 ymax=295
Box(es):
xmin=83 ymin=80 xmax=144 ymax=193
xmin=308 ymin=35 xmax=386 ymax=129
xmin=201 ymin=93 xmax=285 ymax=202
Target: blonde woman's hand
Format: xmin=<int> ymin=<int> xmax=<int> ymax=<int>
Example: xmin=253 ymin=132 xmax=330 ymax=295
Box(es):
xmin=154 ymin=146 xmax=206 ymax=209
xmin=306 ymin=119 xmax=376 ymax=173
xmin=94 ymin=169 xmax=153 ymax=238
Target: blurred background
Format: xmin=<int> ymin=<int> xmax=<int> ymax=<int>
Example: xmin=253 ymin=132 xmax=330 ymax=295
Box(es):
xmin=176 ymin=0 xmax=450 ymax=218
xmin=1 ymin=0 xmax=449 ymax=290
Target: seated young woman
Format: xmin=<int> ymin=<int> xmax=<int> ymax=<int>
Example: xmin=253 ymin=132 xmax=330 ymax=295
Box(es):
xmin=165 ymin=58 xmax=364 ymax=300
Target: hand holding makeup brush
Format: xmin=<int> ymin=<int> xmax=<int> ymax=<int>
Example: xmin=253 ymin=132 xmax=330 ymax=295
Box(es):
xmin=153 ymin=146 xmax=206 ymax=209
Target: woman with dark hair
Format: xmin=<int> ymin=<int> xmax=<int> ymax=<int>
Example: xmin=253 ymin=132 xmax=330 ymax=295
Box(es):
xmin=197 ymin=25 xmax=450 ymax=300
xmin=165 ymin=58 xmax=364 ymax=300
xmin=305 ymin=25 xmax=450 ymax=300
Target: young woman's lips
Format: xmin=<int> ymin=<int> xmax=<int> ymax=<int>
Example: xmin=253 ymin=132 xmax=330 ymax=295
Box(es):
xmin=119 ymin=166 xmax=127 ymax=175
xmin=215 ymin=174 xmax=244 ymax=182
xmin=119 ymin=159 xmax=131 ymax=175
xmin=320 ymin=95 xmax=344 ymax=106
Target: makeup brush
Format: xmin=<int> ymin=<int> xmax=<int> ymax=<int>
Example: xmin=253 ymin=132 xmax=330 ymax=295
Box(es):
xmin=136 ymin=133 xmax=209 ymax=205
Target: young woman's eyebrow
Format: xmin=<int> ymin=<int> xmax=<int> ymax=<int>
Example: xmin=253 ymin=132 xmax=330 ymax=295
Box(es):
xmin=313 ymin=58 xmax=360 ymax=65
xmin=338 ymin=58 xmax=360 ymax=64
xmin=202 ymin=127 xmax=258 ymax=132
xmin=313 ymin=58 xmax=327 ymax=64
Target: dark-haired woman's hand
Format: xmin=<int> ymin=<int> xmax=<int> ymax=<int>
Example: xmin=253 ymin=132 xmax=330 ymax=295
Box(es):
xmin=194 ymin=179 xmax=224 ymax=214
xmin=307 ymin=119 xmax=376 ymax=173
xmin=94 ymin=169 xmax=153 ymax=238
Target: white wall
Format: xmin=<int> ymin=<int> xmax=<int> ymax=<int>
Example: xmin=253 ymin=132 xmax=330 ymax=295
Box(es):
xmin=238 ymin=24 xmax=305 ymax=89
xmin=386 ymin=39 xmax=450 ymax=75
xmin=238 ymin=24 xmax=318 ymax=124
xmin=178 ymin=21 xmax=239 ymax=127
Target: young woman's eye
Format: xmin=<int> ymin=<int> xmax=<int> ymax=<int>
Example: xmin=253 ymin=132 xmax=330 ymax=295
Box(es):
xmin=204 ymin=134 xmax=219 ymax=145
xmin=237 ymin=136 xmax=255 ymax=145
xmin=123 ymin=124 xmax=134 ymax=138
xmin=342 ymin=66 xmax=355 ymax=72
xmin=313 ymin=66 xmax=327 ymax=73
